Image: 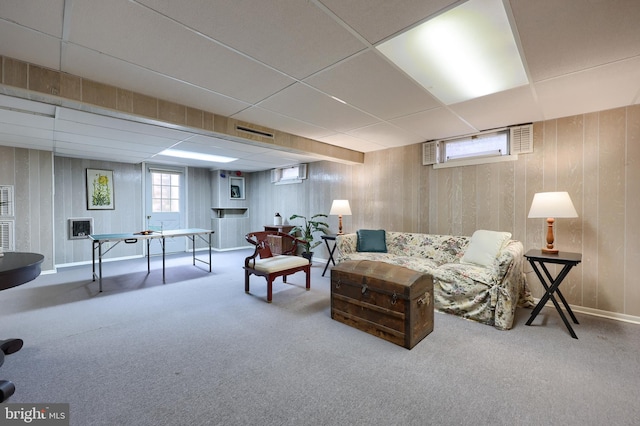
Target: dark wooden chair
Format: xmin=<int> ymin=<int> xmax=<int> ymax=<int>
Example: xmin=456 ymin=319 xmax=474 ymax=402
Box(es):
xmin=244 ymin=231 xmax=311 ymax=303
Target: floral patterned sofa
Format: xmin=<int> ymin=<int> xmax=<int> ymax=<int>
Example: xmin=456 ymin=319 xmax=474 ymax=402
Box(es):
xmin=335 ymin=231 xmax=533 ymax=330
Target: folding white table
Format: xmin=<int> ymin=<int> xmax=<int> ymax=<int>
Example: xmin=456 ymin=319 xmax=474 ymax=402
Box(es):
xmin=89 ymin=228 xmax=213 ymax=291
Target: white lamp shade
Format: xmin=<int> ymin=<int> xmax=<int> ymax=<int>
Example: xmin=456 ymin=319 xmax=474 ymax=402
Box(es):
xmin=528 ymin=192 xmax=578 ymax=218
xmin=330 ymin=200 xmax=352 ymax=216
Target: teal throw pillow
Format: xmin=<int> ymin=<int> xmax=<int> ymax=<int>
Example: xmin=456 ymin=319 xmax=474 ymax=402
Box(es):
xmin=356 ymin=229 xmax=387 ymax=253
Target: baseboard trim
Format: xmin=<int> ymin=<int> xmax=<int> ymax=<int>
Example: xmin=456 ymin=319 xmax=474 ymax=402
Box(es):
xmin=533 ymin=298 xmax=640 ymax=325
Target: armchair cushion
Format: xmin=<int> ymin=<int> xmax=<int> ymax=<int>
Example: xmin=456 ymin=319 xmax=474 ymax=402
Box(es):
xmin=251 ymin=255 xmax=310 ymax=273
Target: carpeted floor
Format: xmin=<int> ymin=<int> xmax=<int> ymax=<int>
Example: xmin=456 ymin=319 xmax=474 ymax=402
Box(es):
xmin=1 ymin=249 xmax=640 ymax=426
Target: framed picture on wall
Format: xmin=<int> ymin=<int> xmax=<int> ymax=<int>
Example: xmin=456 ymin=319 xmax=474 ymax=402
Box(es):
xmin=86 ymin=168 xmax=115 ymax=210
xmin=230 ymin=176 xmax=245 ymax=200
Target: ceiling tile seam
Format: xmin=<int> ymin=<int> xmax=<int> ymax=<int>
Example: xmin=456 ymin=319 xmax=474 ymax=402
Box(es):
xmin=128 ymin=0 xmax=299 ymax=83
xmin=57 ymin=39 xmax=257 ymax=110
xmin=502 ymin=0 xmax=541 ymax=120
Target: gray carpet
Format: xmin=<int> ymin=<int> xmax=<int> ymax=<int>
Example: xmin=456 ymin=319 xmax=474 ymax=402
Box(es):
xmin=1 ymin=250 xmax=639 ymax=426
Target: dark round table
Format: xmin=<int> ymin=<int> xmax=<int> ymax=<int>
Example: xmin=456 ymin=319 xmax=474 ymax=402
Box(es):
xmin=0 ymin=251 xmax=43 ymax=402
xmin=0 ymin=252 xmax=44 ymax=290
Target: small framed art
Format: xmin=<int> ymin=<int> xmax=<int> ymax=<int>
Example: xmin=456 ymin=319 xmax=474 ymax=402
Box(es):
xmin=86 ymin=168 xmax=115 ymax=210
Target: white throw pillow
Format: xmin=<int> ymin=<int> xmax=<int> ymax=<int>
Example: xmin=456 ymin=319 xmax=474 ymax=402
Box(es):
xmin=460 ymin=230 xmax=512 ymax=267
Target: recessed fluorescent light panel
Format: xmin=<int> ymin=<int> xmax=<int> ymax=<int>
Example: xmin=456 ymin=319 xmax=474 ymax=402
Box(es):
xmin=377 ymin=0 xmax=528 ymax=105
xmin=159 ymin=149 xmax=237 ymax=163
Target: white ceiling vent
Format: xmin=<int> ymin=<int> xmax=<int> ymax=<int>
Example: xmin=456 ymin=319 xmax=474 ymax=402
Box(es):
xmin=510 ymin=124 xmax=533 ymax=154
xmin=422 ymin=141 xmax=439 ymax=165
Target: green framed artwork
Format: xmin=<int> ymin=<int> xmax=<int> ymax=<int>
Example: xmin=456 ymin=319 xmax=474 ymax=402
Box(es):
xmin=86 ymin=168 xmax=115 ymax=210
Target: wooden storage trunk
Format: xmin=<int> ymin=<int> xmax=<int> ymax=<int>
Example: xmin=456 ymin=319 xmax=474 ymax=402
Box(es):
xmin=331 ymin=260 xmax=434 ymax=349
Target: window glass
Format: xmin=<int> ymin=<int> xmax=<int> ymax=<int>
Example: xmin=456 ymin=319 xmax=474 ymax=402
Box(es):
xmin=443 ymin=130 xmax=509 ymax=162
xmin=151 ymin=172 xmax=180 ymax=212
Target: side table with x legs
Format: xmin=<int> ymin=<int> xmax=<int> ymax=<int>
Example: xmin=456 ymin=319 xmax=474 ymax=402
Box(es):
xmin=524 ymin=249 xmax=582 ymax=339
xmin=321 ymin=234 xmax=338 ymax=277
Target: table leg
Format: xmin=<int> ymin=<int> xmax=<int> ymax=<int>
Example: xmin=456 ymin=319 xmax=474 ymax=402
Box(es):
xmin=208 ymin=233 xmax=212 ymax=272
xmin=162 ymin=237 xmax=166 ymax=284
xmin=146 ymin=239 xmax=151 ymax=274
xmin=92 ymin=241 xmax=96 ymax=282
xmin=526 ymin=260 xmax=578 ymax=338
xmin=98 ymin=242 xmax=103 ymax=292
xmin=322 ymin=238 xmax=337 ymax=277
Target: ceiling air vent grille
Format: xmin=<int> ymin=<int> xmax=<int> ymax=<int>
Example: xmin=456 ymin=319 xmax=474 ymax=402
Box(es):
xmin=510 ymin=124 xmax=533 ymax=154
xmin=235 ymin=125 xmax=274 ymax=139
xmin=422 ymin=141 xmax=439 ymax=165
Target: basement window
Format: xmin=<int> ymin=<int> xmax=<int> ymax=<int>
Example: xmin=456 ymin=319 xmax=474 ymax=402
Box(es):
xmin=443 ymin=130 xmax=508 ymax=163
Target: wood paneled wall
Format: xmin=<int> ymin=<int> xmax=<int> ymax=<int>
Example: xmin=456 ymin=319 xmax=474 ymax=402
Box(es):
xmin=0 ymin=146 xmax=54 ymax=270
xmin=250 ymin=105 xmax=640 ymax=318
xmin=2 ymin=104 xmax=639 ymax=318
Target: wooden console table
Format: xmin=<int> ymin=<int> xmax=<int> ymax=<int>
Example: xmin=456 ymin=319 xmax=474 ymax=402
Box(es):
xmin=263 ymin=225 xmax=295 ymax=255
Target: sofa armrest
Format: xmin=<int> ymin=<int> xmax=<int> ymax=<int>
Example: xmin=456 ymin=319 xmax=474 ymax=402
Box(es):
xmin=336 ymin=233 xmax=357 ymax=262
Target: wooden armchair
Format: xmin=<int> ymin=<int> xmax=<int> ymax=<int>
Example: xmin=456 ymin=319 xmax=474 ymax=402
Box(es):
xmin=244 ymin=231 xmax=311 ymax=303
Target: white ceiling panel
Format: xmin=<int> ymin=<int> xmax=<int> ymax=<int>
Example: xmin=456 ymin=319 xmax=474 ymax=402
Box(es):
xmin=0 ymin=0 xmax=65 ymax=37
xmin=449 ymin=86 xmax=543 ymax=131
xmin=61 ymin=44 xmax=252 ymax=117
xmin=67 ymin=0 xmax=295 ymax=104
xmin=318 ymin=0 xmax=458 ymax=44
xmin=316 ymin=133 xmax=386 ymax=153
xmin=136 ymin=0 xmax=366 ymax=80
xmin=305 ymin=50 xmax=441 ymax=120
xmin=535 ymin=57 xmax=640 ymax=121
xmin=346 ymin=122 xmax=423 ymax=148
xmin=390 ymin=108 xmax=478 ymax=141
xmin=0 ymin=132 xmax=54 ymax=151
xmin=0 ymin=20 xmax=61 ymax=70
xmin=258 ymin=83 xmax=378 ymax=132
xmin=1 ymin=1 xmax=639 ymax=170
xmin=511 ymin=0 xmax=640 ymax=81
xmin=231 ymin=106 xmax=336 ymax=141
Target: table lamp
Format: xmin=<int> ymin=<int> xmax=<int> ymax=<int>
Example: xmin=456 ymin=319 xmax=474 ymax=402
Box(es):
xmin=528 ymin=191 xmax=578 ymax=254
xmin=330 ymin=200 xmax=352 ymax=235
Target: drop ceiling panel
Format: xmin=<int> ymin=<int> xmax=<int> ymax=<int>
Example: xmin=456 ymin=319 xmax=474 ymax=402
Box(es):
xmin=318 ymin=0 xmax=457 ymax=44
xmin=346 ymin=122 xmax=423 ymax=148
xmin=61 ymin=44 xmax=252 ymax=116
xmin=390 ymin=108 xmax=478 ymax=141
xmin=258 ymin=83 xmax=378 ymax=132
xmin=305 ymin=50 xmax=440 ymax=120
xmin=53 ymin=139 xmax=153 ymax=159
xmin=317 ymin=133 xmax=386 ymax=153
xmin=0 ymin=0 xmax=64 ymax=37
xmin=535 ymin=57 xmax=640 ymax=120
xmin=0 ymin=20 xmax=61 ymax=70
xmin=511 ymin=0 xmax=640 ymax=81
xmin=136 ymin=0 xmax=366 ymax=80
xmin=55 ymin=107 xmax=191 ymax=140
xmin=449 ymin=86 xmax=543 ymax=131
xmin=181 ymin=135 xmax=272 ymax=154
xmin=0 ymin=132 xmax=54 ymax=151
xmin=231 ymin=106 xmax=336 ymax=141
xmin=66 ymin=0 xmax=295 ymax=104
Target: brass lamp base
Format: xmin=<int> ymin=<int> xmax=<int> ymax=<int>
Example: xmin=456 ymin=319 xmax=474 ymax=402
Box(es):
xmin=541 ymin=248 xmax=559 ymax=254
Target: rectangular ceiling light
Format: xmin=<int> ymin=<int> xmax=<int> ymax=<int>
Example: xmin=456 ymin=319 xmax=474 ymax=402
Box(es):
xmin=376 ymin=0 xmax=528 ymax=105
xmin=159 ymin=149 xmax=237 ymax=163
